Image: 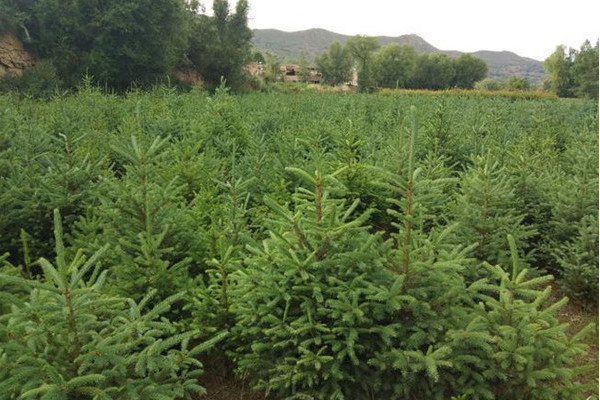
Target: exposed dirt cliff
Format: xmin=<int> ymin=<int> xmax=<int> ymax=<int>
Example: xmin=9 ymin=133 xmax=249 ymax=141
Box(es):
xmin=0 ymin=31 xmax=35 ymax=77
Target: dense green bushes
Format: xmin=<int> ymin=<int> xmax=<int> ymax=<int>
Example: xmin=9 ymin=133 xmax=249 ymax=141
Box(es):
xmin=1 ymin=0 xmax=253 ymax=93
xmin=0 ymin=211 xmax=215 ymax=399
xmin=0 ymin=89 xmax=597 ymax=398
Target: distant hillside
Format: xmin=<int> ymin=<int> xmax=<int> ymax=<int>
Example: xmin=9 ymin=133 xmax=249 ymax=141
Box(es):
xmin=471 ymin=51 xmax=545 ymax=84
xmin=252 ymin=28 xmax=545 ymax=85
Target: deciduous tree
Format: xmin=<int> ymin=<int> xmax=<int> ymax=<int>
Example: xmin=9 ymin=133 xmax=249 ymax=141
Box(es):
xmin=374 ymin=43 xmax=417 ymax=89
xmin=544 ymin=45 xmax=574 ymax=97
xmin=345 ymin=35 xmax=379 ymax=92
xmin=452 ymin=53 xmax=488 ymax=89
xmin=187 ymin=0 xmax=252 ymax=91
xmin=413 ymin=53 xmax=455 ymax=90
xmin=4 ymin=0 xmax=192 ymax=89
xmin=315 ymin=41 xmax=353 ymax=85
xmin=571 ymin=40 xmax=599 ymax=99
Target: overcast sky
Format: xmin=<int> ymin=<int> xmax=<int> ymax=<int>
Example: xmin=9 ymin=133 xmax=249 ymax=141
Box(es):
xmin=203 ymin=0 xmax=599 ymax=61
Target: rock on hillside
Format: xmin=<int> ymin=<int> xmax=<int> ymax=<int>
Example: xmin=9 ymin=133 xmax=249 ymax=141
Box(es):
xmin=0 ymin=31 xmax=35 ymax=77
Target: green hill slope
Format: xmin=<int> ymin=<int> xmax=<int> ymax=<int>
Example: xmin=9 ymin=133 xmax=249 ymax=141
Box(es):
xmin=252 ymin=28 xmax=546 ymax=85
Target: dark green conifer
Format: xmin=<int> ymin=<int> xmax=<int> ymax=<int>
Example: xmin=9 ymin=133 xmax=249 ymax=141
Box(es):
xmin=71 ymin=132 xmax=194 ymax=302
xmin=448 ymin=235 xmax=594 ymax=400
xmin=0 ymin=210 xmax=222 ymax=399
xmin=231 ymin=167 xmax=394 ymax=399
xmin=453 ymin=154 xmax=537 ymax=272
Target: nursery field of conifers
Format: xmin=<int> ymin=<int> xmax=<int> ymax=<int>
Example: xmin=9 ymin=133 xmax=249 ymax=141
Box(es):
xmin=0 ymin=86 xmax=598 ymax=399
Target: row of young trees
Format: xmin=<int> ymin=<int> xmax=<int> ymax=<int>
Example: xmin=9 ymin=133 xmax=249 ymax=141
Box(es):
xmin=544 ymin=40 xmax=599 ymax=99
xmin=0 ymin=89 xmax=596 ymax=399
xmin=315 ymin=36 xmax=488 ymax=92
xmin=0 ymin=0 xmax=253 ymax=91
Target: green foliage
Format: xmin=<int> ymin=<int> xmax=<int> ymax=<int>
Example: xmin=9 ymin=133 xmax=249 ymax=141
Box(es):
xmin=555 ymin=214 xmax=599 ymax=304
xmin=0 ymin=210 xmax=214 ymax=399
xmin=475 ymin=78 xmax=502 ymax=91
xmin=0 ymin=1 xmax=26 ymax=33
xmin=449 ymin=236 xmax=594 ymax=400
xmin=315 ymin=41 xmax=353 ymax=86
xmin=373 ymin=43 xmax=418 ymax=89
xmin=189 ymin=169 xmax=257 ymax=333
xmin=231 ymin=168 xmax=396 ymax=399
xmin=544 ymin=40 xmax=599 ymax=99
xmin=0 ymin=113 xmax=108 ymax=264
xmin=314 ymin=39 xmax=488 ymax=91
xmin=453 ymin=155 xmax=537 ymax=271
xmin=8 ymin=0 xmax=191 ymax=89
xmin=0 ymin=59 xmax=62 ymax=98
xmin=542 ymin=131 xmax=599 ymax=296
xmin=570 ymin=40 xmax=599 ymax=99
xmin=262 ymin=51 xmax=282 ymax=83
xmin=250 ymin=49 xmax=265 ymax=63
xmin=453 ymin=54 xmax=488 ymax=89
xmin=187 ymin=0 xmax=252 ymax=91
xmin=504 ymin=75 xmax=531 ymax=91
xmin=413 ymin=53 xmax=456 ymax=90
xmin=0 ymin=89 xmax=596 ymax=399
xmin=345 ymin=35 xmax=380 ymax=92
xmin=83 ymin=133 xmax=194 ymax=302
xmin=367 ymin=109 xmax=476 ymax=399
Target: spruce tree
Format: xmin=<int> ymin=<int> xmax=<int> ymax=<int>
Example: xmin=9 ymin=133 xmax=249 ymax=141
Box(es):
xmin=190 ymin=173 xmax=256 ymax=331
xmin=230 ymin=167 xmax=395 ymax=399
xmin=0 ymin=126 xmax=106 ymax=265
xmin=367 ymin=107 xmax=476 ymax=399
xmin=554 ymin=214 xmax=599 ymax=305
xmin=453 ymin=154 xmax=537 ymax=273
xmin=447 ymin=236 xmax=595 ymax=400
xmin=71 ymin=132 xmax=194 ymax=303
xmin=0 ymin=210 xmax=224 ymax=399
xmin=228 ymin=108 xmax=478 ymax=399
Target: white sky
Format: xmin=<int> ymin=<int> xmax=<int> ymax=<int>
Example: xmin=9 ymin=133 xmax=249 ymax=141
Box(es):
xmin=202 ymin=0 xmax=599 ymax=61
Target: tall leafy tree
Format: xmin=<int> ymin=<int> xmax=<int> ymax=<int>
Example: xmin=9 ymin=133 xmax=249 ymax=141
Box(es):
xmin=315 ymin=41 xmax=353 ymax=85
xmin=3 ymin=0 xmax=192 ymax=89
xmin=571 ymin=40 xmax=599 ymax=99
xmin=187 ymin=0 xmax=252 ymax=91
xmin=374 ymin=43 xmax=418 ymax=89
xmin=86 ymin=0 xmax=192 ymax=89
xmin=544 ymin=45 xmax=574 ymax=97
xmin=452 ymin=53 xmax=488 ymax=89
xmin=345 ymin=35 xmax=379 ymax=92
xmin=0 ymin=0 xmax=26 ymax=33
xmin=412 ymin=53 xmax=455 ymax=90
xmin=544 ymin=40 xmax=598 ymax=99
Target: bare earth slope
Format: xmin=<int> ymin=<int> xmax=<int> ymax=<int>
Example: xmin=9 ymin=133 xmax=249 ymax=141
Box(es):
xmin=0 ymin=31 xmax=35 ymax=77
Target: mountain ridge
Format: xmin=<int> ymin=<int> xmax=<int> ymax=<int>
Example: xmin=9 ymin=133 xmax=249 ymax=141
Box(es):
xmin=252 ymin=28 xmax=545 ymax=84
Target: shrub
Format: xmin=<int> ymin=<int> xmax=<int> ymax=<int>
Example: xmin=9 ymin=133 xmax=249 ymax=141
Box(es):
xmin=0 ymin=60 xmax=63 ymax=99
